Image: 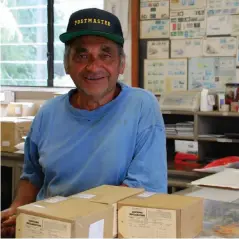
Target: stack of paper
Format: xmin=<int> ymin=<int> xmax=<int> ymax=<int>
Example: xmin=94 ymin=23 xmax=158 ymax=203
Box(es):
xmin=191 ymin=169 xmax=239 ymax=190
xmin=165 ymin=124 xmax=177 ymax=135
xmin=176 ymin=121 xmax=194 ymax=137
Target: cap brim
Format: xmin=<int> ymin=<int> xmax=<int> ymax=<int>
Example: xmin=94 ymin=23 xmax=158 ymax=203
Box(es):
xmin=59 ymin=30 xmax=124 ymax=46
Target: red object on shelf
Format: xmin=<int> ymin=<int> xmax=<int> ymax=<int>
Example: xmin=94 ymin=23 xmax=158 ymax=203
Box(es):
xmin=174 ymin=152 xmax=201 ymax=170
xmin=203 ymin=156 xmax=239 ymax=168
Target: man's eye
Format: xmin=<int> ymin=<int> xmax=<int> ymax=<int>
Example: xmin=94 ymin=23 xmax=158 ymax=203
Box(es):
xmin=79 ymin=54 xmax=88 ymax=59
xmin=102 ymin=54 xmax=111 ymax=59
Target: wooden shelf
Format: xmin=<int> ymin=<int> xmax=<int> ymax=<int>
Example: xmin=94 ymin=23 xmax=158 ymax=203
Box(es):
xmin=167 ymin=135 xmax=195 ymax=140
xmin=198 ymin=137 xmax=239 ymax=143
xmin=163 ymin=110 xmax=239 ymax=161
xmin=162 ymin=110 xmax=195 ymax=115
xmin=197 ymin=111 xmax=239 ymax=117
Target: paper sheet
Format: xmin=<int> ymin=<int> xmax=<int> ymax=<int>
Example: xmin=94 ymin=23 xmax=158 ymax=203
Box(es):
xmin=144 ymin=59 xmax=187 ymax=94
xmin=207 ymin=0 xmax=239 ymax=10
xmin=232 ymin=15 xmax=239 ymax=36
xmin=207 ymin=8 xmax=239 ymax=15
xmin=237 ymin=37 xmax=239 ymax=66
xmin=191 ymin=168 xmax=239 ymax=189
xmin=207 ymin=15 xmax=232 ymax=35
xmin=171 ymin=39 xmax=203 ymax=58
xmin=89 ymin=219 xmax=104 ymax=239
xmin=104 ymin=0 xmax=129 ymax=38
xmin=140 ymin=0 xmax=169 ymax=20
xmin=140 ymin=19 xmax=170 ymax=39
xmin=170 ymin=0 xmax=206 ymax=9
xmin=186 ymin=187 xmax=239 ymax=202
xmin=147 ymin=40 xmax=169 ymax=59
xmin=188 ymin=57 xmax=237 ymax=90
xmin=175 ymin=140 xmax=198 ymax=154
xmin=203 ymin=37 xmax=237 ymax=57
xmin=170 ymin=9 xmax=206 ymax=39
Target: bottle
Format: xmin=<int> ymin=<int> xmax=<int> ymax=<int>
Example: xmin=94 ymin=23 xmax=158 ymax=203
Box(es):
xmin=200 ymin=88 xmax=212 ymax=111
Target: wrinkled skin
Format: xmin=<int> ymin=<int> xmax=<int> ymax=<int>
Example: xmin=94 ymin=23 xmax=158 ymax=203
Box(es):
xmin=67 ymin=35 xmax=125 ymax=110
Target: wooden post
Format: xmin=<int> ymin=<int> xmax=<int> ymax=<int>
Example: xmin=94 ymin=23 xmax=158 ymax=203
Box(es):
xmin=131 ymin=0 xmax=139 ymax=87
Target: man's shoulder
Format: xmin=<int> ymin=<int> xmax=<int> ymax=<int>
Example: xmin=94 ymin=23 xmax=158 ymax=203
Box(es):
xmin=126 ymin=85 xmax=159 ymax=105
xmin=39 ymin=93 xmax=68 ymax=114
xmin=38 ymin=93 xmax=68 ymax=117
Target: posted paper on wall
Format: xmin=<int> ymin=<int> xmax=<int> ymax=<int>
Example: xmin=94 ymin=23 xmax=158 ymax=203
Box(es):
xmin=207 ymin=15 xmax=232 ymax=35
xmin=170 ymin=0 xmax=206 ymax=9
xmin=203 ymin=37 xmax=237 ymax=57
xmin=207 ymin=8 xmax=239 ymax=15
xmin=171 ymin=39 xmax=203 ymax=58
xmin=232 ymin=15 xmax=239 ymax=36
xmin=207 ymin=0 xmax=239 ymax=8
xmin=144 ymin=59 xmax=187 ymax=94
xmin=188 ymin=57 xmax=237 ymax=90
xmin=104 ymin=0 xmax=129 ymax=37
xmin=170 ymin=9 xmax=206 ymax=39
xmin=140 ymin=19 xmax=170 ymax=39
xmin=237 ymin=37 xmax=239 ymax=66
xmin=140 ymin=0 xmax=169 ymax=20
xmin=147 ymin=40 xmax=169 ymax=59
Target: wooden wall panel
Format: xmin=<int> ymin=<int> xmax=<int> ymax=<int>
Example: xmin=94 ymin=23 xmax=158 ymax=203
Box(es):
xmin=131 ymin=0 xmax=139 ymax=87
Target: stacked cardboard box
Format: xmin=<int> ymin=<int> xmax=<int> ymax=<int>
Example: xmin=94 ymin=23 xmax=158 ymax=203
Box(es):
xmin=118 ymin=192 xmax=204 ymax=238
xmin=16 ymin=186 xmax=204 ymax=238
xmin=7 ymin=102 xmax=37 ymax=117
xmin=1 ymin=117 xmax=33 ymax=152
xmin=70 ymin=185 xmax=145 ymax=237
xmin=16 ymin=196 xmax=113 ymax=238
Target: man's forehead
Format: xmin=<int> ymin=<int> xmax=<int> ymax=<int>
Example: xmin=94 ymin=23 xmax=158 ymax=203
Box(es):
xmin=71 ymin=36 xmax=117 ymax=48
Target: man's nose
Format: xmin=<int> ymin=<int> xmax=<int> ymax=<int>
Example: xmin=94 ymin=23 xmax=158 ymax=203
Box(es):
xmin=86 ymin=56 xmax=101 ymax=71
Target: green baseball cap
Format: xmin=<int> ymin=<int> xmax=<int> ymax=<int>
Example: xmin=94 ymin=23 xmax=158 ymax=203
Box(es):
xmin=59 ymin=8 xmax=124 ymax=46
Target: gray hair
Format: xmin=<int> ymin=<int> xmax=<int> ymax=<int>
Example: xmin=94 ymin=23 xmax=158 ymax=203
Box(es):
xmin=64 ymin=44 xmax=125 ymax=74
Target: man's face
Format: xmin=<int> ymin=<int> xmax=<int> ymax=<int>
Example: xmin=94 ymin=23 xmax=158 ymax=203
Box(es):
xmin=67 ymin=36 xmax=125 ymax=99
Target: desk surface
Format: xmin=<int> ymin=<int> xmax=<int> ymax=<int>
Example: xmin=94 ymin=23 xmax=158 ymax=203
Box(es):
xmin=199 ymin=199 xmax=239 ymax=238
xmin=176 ymin=187 xmax=239 ymax=238
xmin=2 ymin=151 xmax=209 ymax=177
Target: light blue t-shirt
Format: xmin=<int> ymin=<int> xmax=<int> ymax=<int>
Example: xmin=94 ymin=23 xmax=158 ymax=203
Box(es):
xmin=21 ymin=82 xmax=167 ymax=200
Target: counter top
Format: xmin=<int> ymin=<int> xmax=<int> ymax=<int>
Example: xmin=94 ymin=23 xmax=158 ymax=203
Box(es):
xmin=198 ymin=199 xmax=239 ymax=238
xmin=176 ymin=187 xmax=239 ymax=238
xmin=2 ymin=151 xmax=209 ymax=176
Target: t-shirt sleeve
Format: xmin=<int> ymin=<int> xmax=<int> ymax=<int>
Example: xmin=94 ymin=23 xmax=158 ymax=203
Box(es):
xmin=123 ymin=93 xmax=167 ymax=193
xmin=20 ymin=111 xmax=44 ymax=189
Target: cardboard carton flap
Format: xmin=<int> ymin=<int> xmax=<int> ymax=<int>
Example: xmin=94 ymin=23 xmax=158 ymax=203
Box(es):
xmin=17 ymin=197 xmax=113 ymax=221
xmin=74 ymin=185 xmax=145 ymax=204
xmin=118 ymin=193 xmax=203 ymax=210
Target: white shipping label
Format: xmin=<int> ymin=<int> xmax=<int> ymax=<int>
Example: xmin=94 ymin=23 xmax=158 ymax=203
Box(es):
xmin=71 ymin=193 xmax=96 ymax=199
xmin=44 ymin=196 xmax=67 ymax=203
xmin=17 ymin=214 xmax=71 ymax=238
xmin=2 ymin=141 xmax=10 ymax=147
xmin=137 ymin=192 xmax=156 ymax=198
xmin=118 ymin=206 xmax=177 ymax=238
xmin=15 ymin=107 xmax=21 ymax=115
xmin=89 ymin=219 xmax=104 ymax=239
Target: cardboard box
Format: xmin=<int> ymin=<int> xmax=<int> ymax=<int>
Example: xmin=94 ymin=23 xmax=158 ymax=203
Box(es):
xmin=7 ymin=102 xmax=37 ymax=116
xmin=118 ymin=193 xmax=204 ymax=238
xmin=1 ymin=117 xmax=33 ymax=152
xmin=16 ymin=196 xmax=114 ymax=238
xmin=70 ymin=185 xmax=145 ymax=237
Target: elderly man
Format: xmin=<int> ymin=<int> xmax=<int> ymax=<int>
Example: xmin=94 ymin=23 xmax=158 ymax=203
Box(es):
xmin=1 ymin=8 xmax=167 ymax=237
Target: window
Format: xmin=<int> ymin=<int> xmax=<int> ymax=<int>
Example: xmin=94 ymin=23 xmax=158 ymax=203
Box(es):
xmin=0 ymin=0 xmax=104 ymax=87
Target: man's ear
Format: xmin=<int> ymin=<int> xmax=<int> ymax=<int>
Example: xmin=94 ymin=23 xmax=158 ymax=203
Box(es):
xmin=119 ymin=56 xmax=126 ymax=75
xmin=64 ymin=61 xmax=69 ymax=74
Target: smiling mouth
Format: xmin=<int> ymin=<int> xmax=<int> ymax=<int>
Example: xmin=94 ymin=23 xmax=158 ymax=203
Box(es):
xmin=84 ymin=76 xmax=106 ymax=81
